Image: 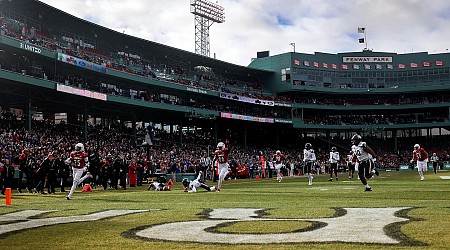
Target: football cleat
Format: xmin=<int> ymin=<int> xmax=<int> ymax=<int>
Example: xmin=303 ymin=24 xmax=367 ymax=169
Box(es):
xmin=66 ymin=196 xmax=71 ymax=200
xmin=364 ymin=187 xmax=372 ymax=192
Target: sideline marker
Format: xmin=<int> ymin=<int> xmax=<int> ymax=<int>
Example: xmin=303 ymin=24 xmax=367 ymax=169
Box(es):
xmin=6 ymin=188 xmax=11 ymax=205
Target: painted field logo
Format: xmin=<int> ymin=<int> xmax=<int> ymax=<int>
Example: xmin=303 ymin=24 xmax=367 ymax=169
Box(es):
xmin=133 ymin=207 xmax=424 ymax=245
xmin=0 ymin=210 xmax=149 ymax=236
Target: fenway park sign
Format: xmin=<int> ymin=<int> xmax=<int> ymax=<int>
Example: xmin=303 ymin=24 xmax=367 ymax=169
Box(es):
xmin=0 ymin=207 xmax=425 ymax=246
xmin=343 ymin=57 xmax=393 ymax=63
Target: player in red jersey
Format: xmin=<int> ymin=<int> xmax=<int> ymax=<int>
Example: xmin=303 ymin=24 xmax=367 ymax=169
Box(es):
xmin=65 ymin=143 xmax=92 ymax=200
xmin=272 ymin=150 xmax=285 ymax=182
xmin=410 ymin=144 xmax=429 ymax=181
xmin=212 ymin=140 xmax=231 ymax=192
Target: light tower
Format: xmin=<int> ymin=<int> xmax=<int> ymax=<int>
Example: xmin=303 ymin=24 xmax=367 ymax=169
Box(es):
xmin=190 ymin=0 xmax=225 ymax=57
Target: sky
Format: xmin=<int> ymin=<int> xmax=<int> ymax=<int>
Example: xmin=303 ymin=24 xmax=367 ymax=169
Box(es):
xmin=39 ymin=0 xmax=450 ymax=66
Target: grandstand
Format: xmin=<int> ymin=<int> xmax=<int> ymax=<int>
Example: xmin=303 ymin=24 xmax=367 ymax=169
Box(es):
xmin=1 ymin=0 xmax=450 ymax=170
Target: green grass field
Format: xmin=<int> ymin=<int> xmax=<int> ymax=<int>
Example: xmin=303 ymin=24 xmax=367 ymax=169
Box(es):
xmin=1 ymin=170 xmax=449 ymax=250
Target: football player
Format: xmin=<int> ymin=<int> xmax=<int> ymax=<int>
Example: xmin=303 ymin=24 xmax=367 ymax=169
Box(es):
xmin=182 ymin=171 xmax=216 ymax=193
xmin=411 ymin=144 xmax=429 ymax=180
xmin=328 ymin=147 xmax=340 ymax=181
xmin=212 ymin=140 xmax=231 ymax=192
xmin=430 ymin=152 xmax=439 ymax=174
xmin=303 ymin=143 xmax=316 ymax=185
xmin=351 ymin=134 xmax=378 ymax=192
xmin=146 ymin=179 xmax=171 ymax=191
xmin=147 ymin=181 xmax=171 ymax=191
xmin=272 ymin=150 xmax=285 ymax=182
xmin=65 ymin=143 xmax=92 ymax=200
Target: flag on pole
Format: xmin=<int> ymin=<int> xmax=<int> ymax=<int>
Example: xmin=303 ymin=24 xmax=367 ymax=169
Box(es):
xmin=358 ymin=27 xmax=365 ymax=33
xmin=359 ymin=38 xmax=365 ymax=43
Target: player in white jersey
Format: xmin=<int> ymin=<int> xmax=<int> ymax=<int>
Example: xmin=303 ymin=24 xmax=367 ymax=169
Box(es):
xmin=182 ymin=171 xmax=216 ymax=193
xmin=351 ymin=134 xmax=379 ymax=192
xmin=303 ymin=143 xmax=316 ymax=185
xmin=328 ymin=147 xmax=340 ymax=181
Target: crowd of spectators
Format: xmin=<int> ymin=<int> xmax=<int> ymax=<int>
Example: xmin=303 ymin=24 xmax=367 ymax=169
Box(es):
xmin=302 ymin=114 xmax=446 ymax=126
xmin=279 ymin=94 xmax=450 ymax=107
xmin=0 ymin=16 xmax=277 ymax=103
xmin=2 ymin=110 xmax=450 ymax=195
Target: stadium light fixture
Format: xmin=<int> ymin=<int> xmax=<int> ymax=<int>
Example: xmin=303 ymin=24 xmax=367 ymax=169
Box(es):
xmin=190 ymin=0 xmax=225 ymax=23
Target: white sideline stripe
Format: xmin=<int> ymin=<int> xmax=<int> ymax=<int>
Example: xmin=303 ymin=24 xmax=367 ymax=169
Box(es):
xmin=439 ymin=176 xmax=450 ymax=179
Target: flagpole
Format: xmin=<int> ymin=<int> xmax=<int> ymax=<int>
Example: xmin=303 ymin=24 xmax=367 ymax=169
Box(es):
xmin=364 ymin=29 xmax=368 ymax=50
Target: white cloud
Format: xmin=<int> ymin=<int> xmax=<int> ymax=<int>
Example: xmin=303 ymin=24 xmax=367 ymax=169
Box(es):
xmin=40 ymin=0 xmax=450 ymax=66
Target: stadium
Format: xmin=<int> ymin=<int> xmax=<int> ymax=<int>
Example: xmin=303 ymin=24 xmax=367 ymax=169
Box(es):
xmin=0 ymin=0 xmax=449 ymax=249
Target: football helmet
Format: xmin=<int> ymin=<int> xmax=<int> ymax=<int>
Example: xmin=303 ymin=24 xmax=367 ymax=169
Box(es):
xmin=331 ymin=147 xmax=337 ymax=152
xmin=217 ymin=142 xmax=225 ymax=150
xmin=351 ymin=134 xmax=362 ymax=145
xmin=305 ymin=143 xmax=312 ymax=150
xmin=414 ymin=144 xmax=420 ymax=150
xmin=276 ymin=150 xmax=281 ymax=155
xmin=182 ymin=178 xmax=190 ymax=189
xmin=75 ymin=143 xmax=84 ymax=152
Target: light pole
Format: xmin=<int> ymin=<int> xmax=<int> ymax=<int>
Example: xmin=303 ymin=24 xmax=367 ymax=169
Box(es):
xmin=190 ymin=0 xmax=225 ymax=57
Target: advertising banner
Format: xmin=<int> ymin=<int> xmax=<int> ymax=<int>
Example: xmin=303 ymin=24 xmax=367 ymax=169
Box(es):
xmin=57 ymin=53 xmax=106 ymax=74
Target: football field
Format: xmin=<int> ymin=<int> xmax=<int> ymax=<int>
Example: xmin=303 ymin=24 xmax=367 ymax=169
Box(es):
xmin=1 ymin=170 xmax=449 ymax=250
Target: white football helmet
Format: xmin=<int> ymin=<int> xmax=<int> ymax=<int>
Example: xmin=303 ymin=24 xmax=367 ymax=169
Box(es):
xmin=75 ymin=143 xmax=84 ymax=152
xmin=276 ymin=150 xmax=281 ymax=155
xmin=414 ymin=144 xmax=420 ymax=150
xmin=217 ymin=142 xmax=225 ymax=150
